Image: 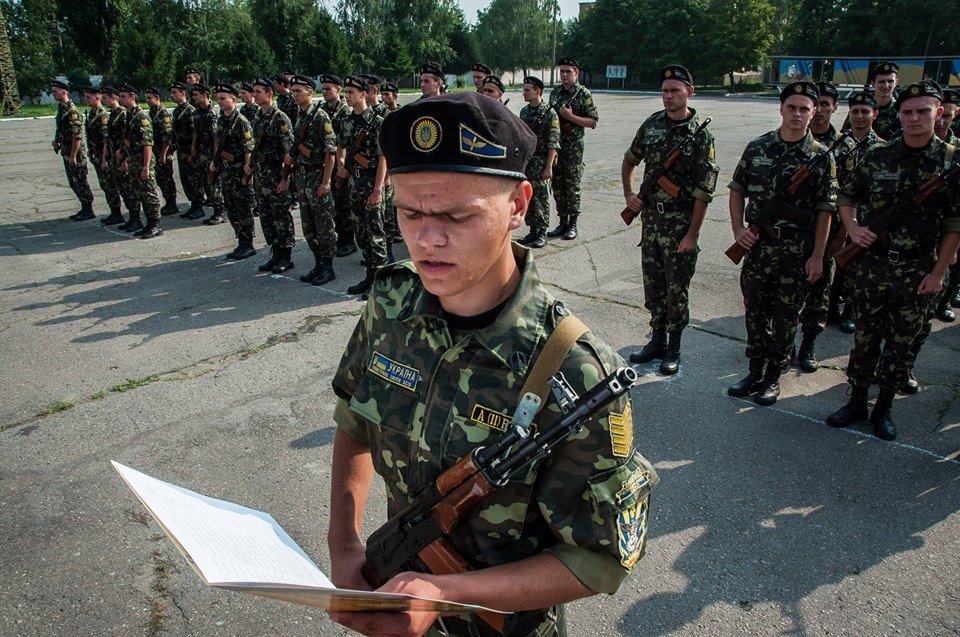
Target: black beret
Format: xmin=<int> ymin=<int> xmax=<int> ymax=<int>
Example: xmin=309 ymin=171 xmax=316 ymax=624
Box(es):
xmin=191 ymin=83 xmax=211 ymax=95
xmin=660 ymin=65 xmax=693 ymax=87
xmin=82 ymin=86 xmax=101 ymax=94
xmin=780 ymin=81 xmax=819 ymax=105
xmin=169 ymin=81 xmax=189 ymax=92
xmin=383 ymin=82 xmax=399 ymax=94
xmin=848 ymin=91 xmax=877 ymax=109
xmin=320 ymin=74 xmax=343 ymax=87
xmin=273 ymin=74 xmax=289 ymax=85
xmin=145 ymin=86 xmax=161 ymax=97
xmin=472 ymin=63 xmax=492 ymax=74
xmin=239 ymin=81 xmax=254 ymax=93
xmin=50 ymin=79 xmax=69 ymax=90
xmin=117 ymin=83 xmax=139 ymax=96
xmin=942 ymin=88 xmax=960 ymax=106
xmin=482 ymin=75 xmax=505 ymax=93
xmin=100 ymin=85 xmax=118 ymax=96
xmin=523 ymin=76 xmax=544 ymax=90
xmin=184 ymin=68 xmax=201 ymax=76
xmin=557 ymin=57 xmax=579 ymax=69
xmin=290 ymin=75 xmax=316 ymax=90
xmin=253 ymin=77 xmax=275 ymax=91
xmin=420 ymin=62 xmax=444 ymax=79
xmin=344 ymin=75 xmax=369 ymax=91
xmin=381 ymin=92 xmax=535 ymax=181
xmin=896 ymin=81 xmax=943 ymax=110
xmin=215 ymin=83 xmax=239 ymax=97
xmin=868 ymin=61 xmax=899 ymax=81
xmin=281 ymin=70 xmax=295 ymax=76
xmin=815 ymin=81 xmax=839 ymax=102
xmin=359 ymin=73 xmax=381 ymax=86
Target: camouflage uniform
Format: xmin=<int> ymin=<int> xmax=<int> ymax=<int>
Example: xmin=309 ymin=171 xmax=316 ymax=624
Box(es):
xmin=189 ymin=103 xmax=225 ymax=214
xmin=729 ymin=129 xmax=838 ymax=373
xmin=625 ymin=108 xmax=718 ymax=333
xmin=292 ymin=104 xmax=338 ymax=260
xmin=842 ymin=99 xmax=901 ymax=140
xmin=240 ymin=101 xmax=259 ymax=123
xmin=54 ymin=100 xmax=94 ymax=209
xmin=323 ymin=97 xmax=355 ymax=252
xmin=121 ymin=105 xmax=162 ymax=226
xmin=548 ymin=82 xmax=598 ymax=229
xmin=107 ymin=106 xmax=139 ymax=214
xmin=171 ymin=101 xmax=199 ymax=205
xmin=837 ymin=136 xmax=960 ymax=392
xmin=85 ymin=104 xmax=115 ymax=211
xmin=252 ymin=105 xmax=296 ymax=250
xmin=332 ymin=245 xmax=656 ymax=637
xmin=215 ymin=110 xmax=256 ymax=244
xmin=277 ymin=92 xmax=298 ymax=124
xmin=338 ymin=106 xmax=387 ymax=268
xmin=382 ymin=105 xmax=402 ymax=249
xmin=149 ymin=103 xmax=177 ymax=208
xmin=519 ymin=101 xmax=561 ymax=234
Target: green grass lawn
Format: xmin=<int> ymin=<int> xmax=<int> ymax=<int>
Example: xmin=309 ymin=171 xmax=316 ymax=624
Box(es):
xmin=3 ymin=102 xmax=180 ymax=119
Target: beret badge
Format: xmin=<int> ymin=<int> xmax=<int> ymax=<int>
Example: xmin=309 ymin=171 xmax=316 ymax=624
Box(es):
xmin=411 ymin=117 xmax=442 ymax=153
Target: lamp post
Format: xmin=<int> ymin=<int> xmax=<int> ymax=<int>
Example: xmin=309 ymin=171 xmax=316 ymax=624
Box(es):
xmin=550 ymin=0 xmax=558 ymax=87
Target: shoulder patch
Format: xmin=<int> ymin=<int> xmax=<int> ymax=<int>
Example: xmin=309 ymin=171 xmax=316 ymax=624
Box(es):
xmin=368 ymin=351 xmax=420 ymax=392
xmin=608 ymin=400 xmax=633 ymax=458
xmin=470 ymin=403 xmax=511 ymax=431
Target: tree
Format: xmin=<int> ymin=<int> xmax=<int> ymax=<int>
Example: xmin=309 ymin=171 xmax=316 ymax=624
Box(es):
xmin=446 ymin=13 xmax=481 ymax=76
xmin=374 ymin=24 xmax=414 ymax=81
xmin=476 ymin=0 xmax=555 ymax=75
xmin=301 ymin=6 xmax=351 ymax=76
xmin=695 ymin=0 xmax=774 ymax=85
xmin=2 ymin=0 xmax=55 ymax=99
xmin=113 ymin=0 xmax=177 ymax=88
xmin=55 ymin=0 xmax=130 ymax=75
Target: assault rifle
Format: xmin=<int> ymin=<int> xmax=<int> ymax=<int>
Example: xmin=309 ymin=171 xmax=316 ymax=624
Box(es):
xmin=724 ymin=131 xmax=851 ymax=265
xmin=280 ymin=100 xmax=322 ymax=182
xmin=620 ymin=117 xmax=712 ymax=226
xmin=335 ymin=118 xmax=374 ymax=191
xmin=242 ymin=108 xmax=280 ymax=186
xmin=362 ymin=366 xmax=639 ymax=634
xmin=833 ymin=161 xmax=960 ymax=269
xmin=550 ymin=85 xmax=583 ymax=135
xmin=189 ymin=106 xmax=211 ymax=166
xmin=207 ymin=112 xmax=238 ymax=186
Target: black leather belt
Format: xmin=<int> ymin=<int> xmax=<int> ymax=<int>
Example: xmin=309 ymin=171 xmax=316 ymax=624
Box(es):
xmin=651 ymin=201 xmax=694 ymax=214
xmin=869 ymin=243 xmax=936 ymax=263
xmin=763 ymin=225 xmax=809 ymax=240
xmin=435 ymin=608 xmax=552 ymax=637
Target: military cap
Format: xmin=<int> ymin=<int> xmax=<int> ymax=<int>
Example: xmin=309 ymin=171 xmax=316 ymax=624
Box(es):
xmin=344 ymin=75 xmax=369 ymax=91
xmin=359 ymin=73 xmax=381 ymax=86
xmin=472 ymin=63 xmax=492 ymax=75
xmin=117 ymin=83 xmax=139 ymax=96
xmin=100 ymin=85 xmax=118 ymax=96
xmin=320 ymin=74 xmax=343 ymax=87
xmin=169 ymin=81 xmax=189 ymax=92
xmin=941 ymin=88 xmax=960 ymax=105
xmin=523 ymin=76 xmax=544 ymax=90
xmin=82 ymin=86 xmax=101 ymax=95
xmin=659 ymin=64 xmax=692 ymax=87
xmin=896 ymin=81 xmax=943 ymax=110
xmin=281 ymin=70 xmax=295 ymax=77
xmin=779 ymin=81 xmax=819 ymax=105
xmin=184 ymin=67 xmax=201 ymax=77
xmin=145 ymin=86 xmax=162 ymax=97
xmin=253 ymin=77 xmax=275 ymax=91
xmin=191 ymin=83 xmax=211 ymax=95
xmin=383 ymin=82 xmax=399 ymax=94
xmin=215 ymin=83 xmax=239 ymax=97
xmin=557 ymin=57 xmax=580 ymax=69
xmin=381 ymin=91 xmax=535 ymax=181
xmin=239 ymin=81 xmax=254 ymax=93
xmin=51 ymin=79 xmax=70 ymax=91
xmin=273 ymin=74 xmax=290 ymax=85
xmin=290 ymin=75 xmax=316 ymax=90
xmin=482 ymin=75 xmax=505 ymax=93
xmin=868 ymin=61 xmax=899 ymax=81
xmin=848 ymin=91 xmax=877 ymax=109
xmin=420 ymin=62 xmax=444 ymax=79
xmin=815 ymin=81 xmax=839 ymax=102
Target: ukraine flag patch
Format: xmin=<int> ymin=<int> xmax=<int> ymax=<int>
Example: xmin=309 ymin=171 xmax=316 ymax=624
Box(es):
xmin=459 ymin=124 xmax=507 ymax=160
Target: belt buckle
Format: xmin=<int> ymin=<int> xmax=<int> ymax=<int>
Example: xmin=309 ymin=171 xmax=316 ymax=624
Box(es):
xmin=656 ymin=202 xmax=665 ymax=214
xmin=354 ymin=167 xmax=361 ymax=179
xmin=887 ymin=249 xmax=900 ymax=263
xmin=773 ymin=225 xmax=782 ymax=239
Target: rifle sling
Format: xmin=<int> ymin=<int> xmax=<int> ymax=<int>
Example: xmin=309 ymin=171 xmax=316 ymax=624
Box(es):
xmin=519 ymin=312 xmax=589 ymax=409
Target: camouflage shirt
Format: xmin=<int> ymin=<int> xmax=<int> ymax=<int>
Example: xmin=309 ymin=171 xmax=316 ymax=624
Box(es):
xmin=123 ymin=105 xmax=154 ymax=149
xmin=292 ymin=103 xmax=336 ymax=167
xmin=729 ymin=129 xmax=838 ymax=231
xmin=838 ymin=130 xmax=885 ymax=188
xmin=321 ymin=97 xmax=349 ymax=136
xmin=107 ymin=106 xmax=128 ymax=156
xmin=548 ymin=82 xmax=598 ymax=141
xmin=191 ymin=103 xmax=218 ymax=154
xmin=844 ymin=98 xmax=901 ymax=140
xmin=332 ymin=245 xmax=656 ymax=595
xmin=148 ymin=104 xmax=173 ymax=150
xmin=624 ymin=107 xmax=719 ymax=209
xmin=85 ymin=104 xmax=109 ymax=158
xmin=251 ymin=104 xmax=293 ymax=168
xmin=240 ymin=102 xmax=259 ymax=123
xmin=214 ymin=110 xmax=254 ymax=163
xmin=55 ymin=100 xmax=85 ymax=158
xmin=277 ymin=92 xmax=298 ymax=123
xmin=519 ymin=101 xmax=561 ymax=157
xmin=337 ymin=107 xmax=383 ymax=175
xmin=171 ymin=101 xmax=195 ymax=151
xmin=837 ymin=136 xmax=960 ymax=252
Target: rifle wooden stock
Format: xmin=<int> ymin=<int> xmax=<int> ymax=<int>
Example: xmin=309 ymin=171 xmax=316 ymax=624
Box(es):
xmin=833 ymin=241 xmax=864 ymax=269
xmin=725 ymin=226 xmax=760 ymax=264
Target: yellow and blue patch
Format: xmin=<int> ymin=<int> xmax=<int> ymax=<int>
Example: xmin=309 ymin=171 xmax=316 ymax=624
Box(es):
xmin=616 ymin=469 xmax=651 ymax=569
xmin=411 ymin=116 xmax=441 ymax=152
xmin=459 ymin=124 xmax=506 ymax=159
xmin=608 ymin=401 xmax=633 ymax=458
xmin=368 ymin=351 xmax=420 ymax=392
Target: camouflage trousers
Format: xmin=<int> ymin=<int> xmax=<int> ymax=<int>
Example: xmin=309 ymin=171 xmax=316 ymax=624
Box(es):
xmin=294 ymin=165 xmax=336 ymax=259
xmin=551 ymin=137 xmax=584 ymax=220
xmin=525 ymin=156 xmax=552 ymax=231
xmin=333 ymin=177 xmax=354 ymax=241
xmin=188 ymin=153 xmax=224 ymax=212
xmin=383 ymin=181 xmax=398 ymax=245
xmin=350 ymin=173 xmax=386 ymax=268
xmin=904 ymin=270 xmax=949 ymax=373
xmin=427 ymin=605 xmax=565 ymax=637
xmin=255 ymin=166 xmax=295 ymax=249
xmin=176 ymin=150 xmax=200 ymax=203
xmin=123 ymin=156 xmax=161 ymax=223
xmin=155 ymin=155 xmax=177 ymax=203
xmin=91 ymin=160 xmax=120 ymax=210
xmin=799 ymin=254 xmax=836 ymax=336
xmin=740 ymin=237 xmax=811 ymax=371
xmin=107 ymin=159 xmax=139 ymax=213
xmin=846 ymin=253 xmax=934 ymax=391
xmin=62 ymin=155 xmax=94 ymax=206
xmin=220 ymin=164 xmax=256 ymax=243
xmin=640 ymin=216 xmax=698 ymax=332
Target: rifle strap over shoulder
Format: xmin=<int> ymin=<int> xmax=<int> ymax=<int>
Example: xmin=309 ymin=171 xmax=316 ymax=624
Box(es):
xmin=519 ymin=310 xmax=589 ymax=408
xmin=945 ymin=143 xmax=955 ymax=167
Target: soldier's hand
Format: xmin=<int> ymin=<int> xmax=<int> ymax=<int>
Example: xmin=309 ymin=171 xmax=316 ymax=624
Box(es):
xmin=140 ymin=166 xmax=149 ymax=181
xmin=559 ymin=105 xmax=574 ymax=121
xmin=52 ymin=141 xmax=61 ymax=153
xmin=805 ymin=255 xmax=823 ymax=284
xmin=677 ymin=234 xmax=698 ymax=254
xmin=733 ymin=226 xmax=757 ymax=249
xmin=119 ymin=160 xmax=128 ymax=175
xmin=68 ymin=156 xmax=78 ymax=168
xmin=329 ymin=572 xmax=444 ymax=637
xmin=243 ymin=164 xmax=253 ymax=176
xmin=337 ymin=166 xmax=348 ymax=179
xmin=918 ymin=273 xmax=945 ymax=296
xmin=368 ymin=189 xmax=383 ymax=206
xmin=208 ymin=161 xmax=216 ymax=172
xmin=187 ymin=153 xmax=197 ymax=165
xmin=100 ymin=159 xmax=107 ymax=171
xmin=276 ymin=179 xmax=289 ymax=195
xmin=624 ymin=193 xmax=644 ymax=213
xmin=282 ymin=155 xmax=294 ymax=167
xmin=847 ymin=226 xmax=876 ymax=249
xmin=317 ymin=183 xmax=331 ymax=198
xmin=541 ymin=166 xmax=553 ymax=180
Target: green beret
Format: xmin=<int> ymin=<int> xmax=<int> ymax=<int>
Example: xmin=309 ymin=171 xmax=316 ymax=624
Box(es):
xmin=215 ymin=83 xmax=239 ymax=97
xmin=848 ymin=91 xmax=877 ymax=109
xmin=660 ymin=65 xmax=692 ymax=87
xmin=523 ymin=76 xmax=544 ymax=90
xmin=869 ymin=61 xmax=899 ymax=81
xmin=557 ymin=57 xmax=579 ymax=69
xmin=290 ymin=75 xmax=316 ymax=90
xmin=381 ymin=92 xmax=535 ymax=181
xmin=896 ymin=81 xmax=943 ymax=110
xmin=780 ymin=81 xmax=818 ymax=105
xmin=815 ymin=81 xmax=839 ymax=102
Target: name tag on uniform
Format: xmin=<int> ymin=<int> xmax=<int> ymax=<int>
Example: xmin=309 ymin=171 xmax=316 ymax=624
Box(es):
xmin=874 ymin=171 xmax=900 ymax=181
xmin=368 ymin=351 xmax=420 ymax=392
xmin=754 ymin=157 xmax=774 ymax=167
xmin=470 ymin=403 xmax=511 ymax=431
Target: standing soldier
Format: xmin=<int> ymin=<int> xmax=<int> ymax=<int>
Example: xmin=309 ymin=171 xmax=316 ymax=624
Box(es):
xmin=727 ymin=81 xmax=837 ymax=406
xmin=103 ymin=86 xmax=142 ymax=231
xmin=843 ymin=62 xmax=901 ymax=140
xmin=548 ymin=57 xmax=598 ymax=240
xmin=480 ymin=75 xmax=506 ymax=102
xmin=284 ymin=75 xmax=338 ymax=286
xmin=51 ymin=80 xmax=96 ymax=221
xmin=248 ymin=76 xmax=297 ymax=274
xmin=622 ymin=65 xmax=718 ymax=375
xmin=517 ymin=75 xmax=560 ymax=249
xmin=471 ymin=62 xmax=492 ymax=90
xmin=169 ymin=82 xmax=199 ymax=219
xmin=931 ymin=87 xmax=960 ymax=322
xmin=83 ymin=86 xmax=124 ymax=225
xmin=360 ymin=74 xmax=388 ymax=117
xmin=321 ymin=74 xmax=357 ymax=258
xmin=382 ymin=82 xmax=400 ymax=112
xmin=336 ymin=75 xmax=387 ymax=295
xmin=239 ymin=81 xmax=259 ymax=122
xmin=212 ymin=83 xmax=257 ymax=260
xmin=275 ymin=72 xmax=298 ymax=123
xmin=117 ymin=84 xmax=163 ymax=239
xmin=187 ymin=84 xmax=226 ymax=223
xmin=419 ymin=61 xmax=444 ymax=98
xmin=185 ymin=68 xmax=202 ymax=89
xmin=145 ymin=87 xmax=177 ymax=216
xmin=826 ymin=81 xmax=959 ymax=440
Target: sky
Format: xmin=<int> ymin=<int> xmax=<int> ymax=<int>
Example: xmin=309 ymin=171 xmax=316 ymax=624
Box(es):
xmin=456 ymin=0 xmax=584 ymax=23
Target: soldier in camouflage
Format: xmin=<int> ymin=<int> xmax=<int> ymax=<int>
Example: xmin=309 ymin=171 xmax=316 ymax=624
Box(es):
xmin=360 ymin=74 xmax=388 ymax=118
xmin=842 ymin=61 xmax=902 ymax=140
xmin=321 ymin=74 xmax=358 ymax=258
xmin=419 ymin=61 xmax=444 ymax=99
xmin=103 ymin=86 xmax=142 ymax=231
xmin=248 ymin=76 xmax=297 ymax=274
xmin=83 ymin=86 xmax=125 ymax=225
xmin=728 ymin=81 xmax=838 ymax=406
xmin=212 ymin=83 xmax=257 ymax=260
xmin=184 ymin=68 xmax=202 ymax=98
xmin=517 ymin=75 xmax=560 ymax=249
xmin=239 ymin=82 xmax=259 ymax=123
xmin=382 ymin=82 xmax=400 ymax=113
xmin=117 ymin=85 xmax=163 ymax=238
xmin=275 ymin=72 xmax=298 ymax=123
xmin=187 ymin=84 xmax=225 ymax=222
xmin=336 ymin=76 xmax=387 ymax=295
xmin=623 ymin=65 xmax=719 ymax=377
xmin=284 ymin=75 xmax=338 ymax=286
xmin=479 ymin=75 xmax=505 ymax=102
xmin=328 ymin=92 xmax=655 ymax=637
xmin=547 ymin=57 xmax=598 ymax=240
xmin=169 ymin=82 xmax=199 ymax=218
xmin=50 ymin=80 xmax=95 ymax=221
xmin=144 ymin=87 xmax=177 ymax=216
xmin=471 ymin=62 xmax=492 ymax=90
xmin=826 ymin=81 xmax=960 ymax=441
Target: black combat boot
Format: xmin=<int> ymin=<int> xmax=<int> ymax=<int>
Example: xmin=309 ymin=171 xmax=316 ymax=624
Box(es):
xmin=870 ymin=388 xmax=897 ymax=440
xmin=161 ymin=199 xmax=179 ymax=216
xmin=660 ymin=330 xmax=682 ymax=375
xmin=796 ymin=333 xmax=819 ymax=373
xmin=271 ymin=247 xmax=294 ymax=274
xmin=258 ymin=246 xmax=281 ymax=272
xmin=728 ymin=359 xmax=766 ymax=397
xmin=186 ymin=203 xmax=206 ymax=220
xmin=347 ymin=267 xmax=376 ymax=295
xmin=629 ymin=330 xmax=667 ymax=364
xmin=528 ymin=226 xmax=547 ymax=249
xmin=311 ymin=258 xmax=336 ymax=286
xmin=203 ymin=211 xmax=227 ymax=225
xmin=336 ymin=230 xmax=358 ymax=257
xmin=301 ymin=253 xmax=324 ymax=282
xmin=101 ymin=206 xmax=125 ymax=225
xmin=826 ymin=384 xmax=869 ymax=427
xmin=754 ymin=364 xmax=782 ymax=406
xmin=562 ymin=217 xmax=578 ymax=240
xmin=935 ymin=294 xmax=956 ymax=322
xmin=180 ymin=202 xmax=198 ymax=218
xmin=137 ymin=223 xmax=164 ymax=239
xmin=839 ymin=303 xmax=856 ymax=334
xmin=516 ymin=229 xmax=537 ymax=246
xmin=547 ymin=217 xmax=568 ymax=238
xmin=121 ymin=209 xmax=143 ymax=233
xmin=231 ymin=239 xmax=257 ymax=261
xmin=900 ymin=369 xmax=919 ymax=395
xmin=71 ymin=202 xmax=96 ymax=221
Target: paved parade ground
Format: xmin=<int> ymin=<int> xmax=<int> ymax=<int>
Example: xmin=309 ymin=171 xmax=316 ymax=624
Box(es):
xmin=1 ymin=93 xmax=958 ymax=636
